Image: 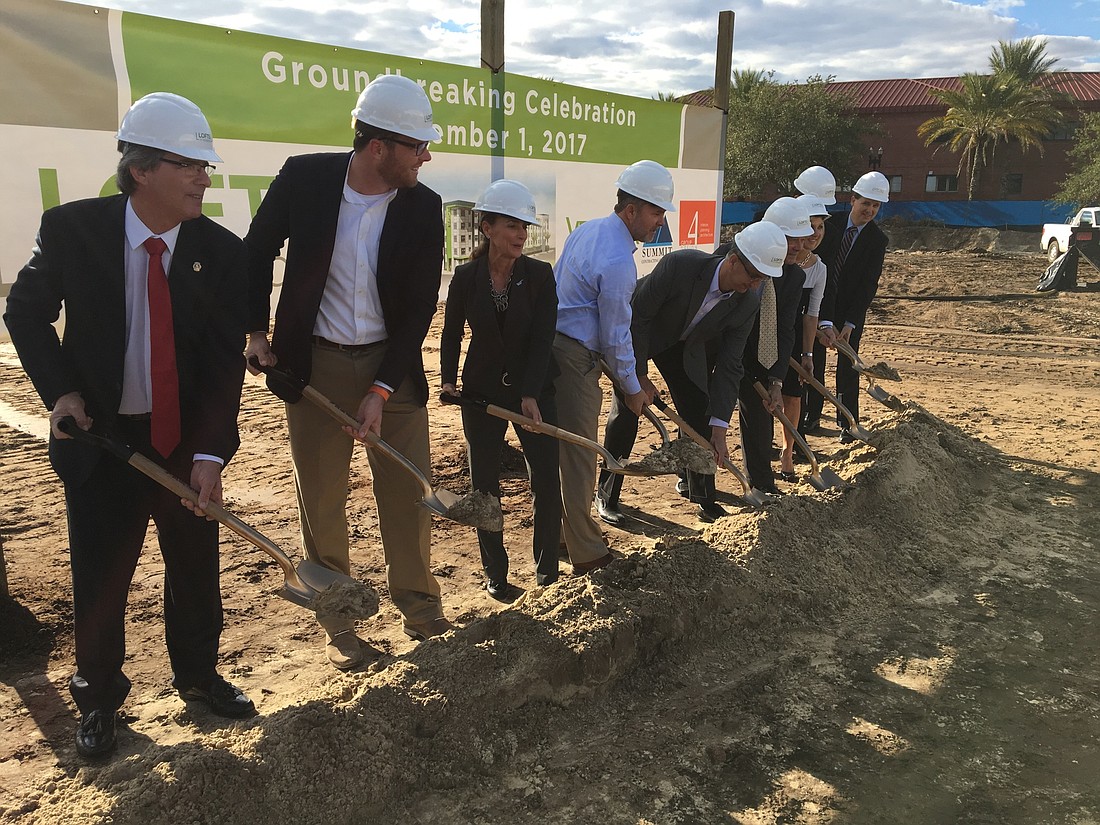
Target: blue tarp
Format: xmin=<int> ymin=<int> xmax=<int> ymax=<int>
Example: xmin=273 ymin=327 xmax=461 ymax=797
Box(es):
xmin=722 ymin=200 xmax=1075 ymax=229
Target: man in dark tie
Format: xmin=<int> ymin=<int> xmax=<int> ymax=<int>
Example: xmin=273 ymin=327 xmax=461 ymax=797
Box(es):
xmin=597 ymin=221 xmax=787 ymax=523
xmin=5 ymin=93 xmax=253 ymax=759
xmin=733 ymin=198 xmax=810 ymax=496
xmin=804 ymin=171 xmax=890 ymax=440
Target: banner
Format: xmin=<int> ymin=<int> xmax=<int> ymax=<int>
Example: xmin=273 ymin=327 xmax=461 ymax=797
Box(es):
xmin=1 ymin=0 xmax=724 ymax=336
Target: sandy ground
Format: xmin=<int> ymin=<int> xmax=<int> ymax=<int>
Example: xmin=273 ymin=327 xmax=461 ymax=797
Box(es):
xmin=0 ymin=241 xmax=1098 ymax=824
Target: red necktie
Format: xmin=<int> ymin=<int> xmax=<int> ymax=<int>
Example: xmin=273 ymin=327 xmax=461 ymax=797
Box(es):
xmin=143 ymin=237 xmax=180 ymax=458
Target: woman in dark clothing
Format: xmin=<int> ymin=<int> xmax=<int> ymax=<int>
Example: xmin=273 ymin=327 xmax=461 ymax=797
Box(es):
xmin=440 ymin=180 xmax=561 ymax=599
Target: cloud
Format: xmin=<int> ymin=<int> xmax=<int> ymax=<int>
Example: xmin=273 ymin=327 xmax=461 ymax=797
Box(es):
xmin=68 ymin=0 xmax=1100 ymax=97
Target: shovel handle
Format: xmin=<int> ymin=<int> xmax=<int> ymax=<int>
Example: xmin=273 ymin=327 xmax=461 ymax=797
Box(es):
xmin=752 ymin=381 xmax=822 ymax=475
xmin=251 ymin=358 xmax=434 ymax=496
xmin=439 ymin=392 xmax=621 ymax=463
xmin=56 ymin=418 xmax=299 ymax=580
xmin=787 ymin=357 xmax=858 ymax=432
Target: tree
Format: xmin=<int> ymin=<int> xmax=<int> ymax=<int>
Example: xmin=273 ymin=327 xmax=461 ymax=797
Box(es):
xmin=918 ymin=38 xmax=1065 ymax=199
xmin=1054 ymin=113 xmax=1100 ymax=206
xmin=723 ymin=75 xmax=871 ymax=200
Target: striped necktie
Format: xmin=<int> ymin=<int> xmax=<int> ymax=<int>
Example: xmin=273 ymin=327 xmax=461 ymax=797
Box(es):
xmin=837 ymin=225 xmax=858 ymax=269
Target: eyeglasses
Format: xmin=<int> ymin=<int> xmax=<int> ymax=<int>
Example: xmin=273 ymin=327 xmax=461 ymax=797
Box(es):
xmin=159 ymin=157 xmax=216 ymax=176
xmin=383 ymin=137 xmax=430 ymax=157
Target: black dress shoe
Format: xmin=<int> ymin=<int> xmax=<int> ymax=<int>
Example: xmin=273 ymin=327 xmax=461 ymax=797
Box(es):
xmin=800 ymin=415 xmax=821 ymax=434
xmin=696 ymin=501 xmax=728 ymax=523
xmin=838 ymin=429 xmax=856 ymax=444
xmin=486 ymin=580 xmax=519 ymax=602
xmin=75 ymin=709 xmax=117 ymax=759
xmin=754 ymin=483 xmax=784 ymax=496
xmin=594 ymin=494 xmax=626 ymax=526
xmin=675 ymin=478 xmax=689 ymax=499
xmin=178 ymin=677 xmax=256 ymax=718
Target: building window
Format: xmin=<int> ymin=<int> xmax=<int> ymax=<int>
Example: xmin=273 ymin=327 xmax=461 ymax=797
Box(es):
xmin=888 ymin=175 xmax=902 ymax=193
xmin=1045 ymin=122 xmax=1078 ymax=141
xmin=925 ymin=174 xmax=958 ymax=193
xmin=1000 ymin=173 xmax=1023 ymax=196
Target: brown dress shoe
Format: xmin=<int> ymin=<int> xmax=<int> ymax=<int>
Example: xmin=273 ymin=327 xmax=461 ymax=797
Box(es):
xmin=572 ymin=552 xmax=613 ymax=574
xmin=402 ymin=617 xmax=455 ymax=642
xmin=325 ymin=630 xmax=364 ymax=670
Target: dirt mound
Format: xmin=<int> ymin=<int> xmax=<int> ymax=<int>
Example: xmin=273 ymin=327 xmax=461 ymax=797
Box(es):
xmin=9 ymin=404 xmax=1049 ymax=825
xmin=885 ymin=226 xmax=1037 ymax=254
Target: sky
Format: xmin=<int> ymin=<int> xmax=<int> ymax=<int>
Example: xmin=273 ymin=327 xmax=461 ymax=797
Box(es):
xmin=67 ymin=0 xmax=1100 ymax=98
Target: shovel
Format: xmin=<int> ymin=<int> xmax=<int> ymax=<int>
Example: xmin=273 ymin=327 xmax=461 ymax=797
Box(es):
xmin=438 ymin=392 xmax=671 ymax=476
xmin=832 ymin=338 xmax=905 ymax=410
xmin=787 ymin=357 xmax=875 ymax=446
xmin=56 ymin=418 xmax=377 ymax=616
xmin=752 ymin=382 xmax=844 ymax=491
xmin=646 ymin=393 xmax=766 ymax=508
xmin=249 ymin=358 xmax=502 ymax=531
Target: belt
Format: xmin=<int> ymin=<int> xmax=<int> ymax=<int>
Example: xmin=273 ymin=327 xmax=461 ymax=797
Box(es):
xmin=118 ymin=412 xmax=152 ymax=421
xmin=311 ymin=335 xmax=386 ymax=352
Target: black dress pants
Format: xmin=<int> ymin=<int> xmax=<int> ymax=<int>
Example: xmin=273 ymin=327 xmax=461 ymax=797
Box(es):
xmin=65 ymin=418 xmax=222 ymax=715
xmin=461 ymin=395 xmax=561 ymax=586
xmin=737 ymin=363 xmax=777 ymax=490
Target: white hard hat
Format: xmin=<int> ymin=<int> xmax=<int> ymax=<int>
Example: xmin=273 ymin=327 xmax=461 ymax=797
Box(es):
xmin=796 ymin=193 xmax=830 ymax=218
xmin=794 ymin=165 xmax=836 ymax=204
xmin=762 ymin=197 xmax=813 ymax=237
xmin=852 ymin=171 xmax=890 ymax=203
xmin=732 ymin=221 xmax=788 ymax=278
xmin=615 ymin=160 xmax=677 ymax=212
xmin=474 ymin=179 xmax=539 ymax=225
xmin=351 ymin=74 xmax=438 ymax=143
xmin=116 ymin=92 xmax=221 ymax=163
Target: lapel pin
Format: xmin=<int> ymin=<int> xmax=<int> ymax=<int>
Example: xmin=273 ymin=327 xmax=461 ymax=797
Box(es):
xmin=193 ymin=262 xmax=202 ymax=272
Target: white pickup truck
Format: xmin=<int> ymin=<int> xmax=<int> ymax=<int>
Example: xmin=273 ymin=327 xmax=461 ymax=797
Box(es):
xmin=1041 ymin=207 xmax=1099 ymax=261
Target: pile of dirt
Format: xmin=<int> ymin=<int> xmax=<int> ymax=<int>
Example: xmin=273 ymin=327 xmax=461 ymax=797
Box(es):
xmin=7 ymin=402 xmax=1050 ymax=825
xmin=884 ymin=226 xmax=1037 ymax=254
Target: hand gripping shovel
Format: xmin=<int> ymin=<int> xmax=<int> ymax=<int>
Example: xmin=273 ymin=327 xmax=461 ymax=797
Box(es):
xmin=438 ymin=392 xmax=670 ymax=476
xmin=752 ymin=382 xmax=844 ymax=491
xmin=56 ymin=417 xmax=378 ymax=617
xmin=832 ymin=338 xmax=904 ymax=411
xmin=249 ymin=358 xmax=502 ymax=531
xmin=646 ymin=393 xmax=766 ymax=508
xmin=787 ymin=357 xmax=875 ymax=446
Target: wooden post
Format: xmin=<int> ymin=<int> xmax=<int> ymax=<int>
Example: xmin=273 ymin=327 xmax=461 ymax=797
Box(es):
xmin=482 ymin=0 xmax=506 ymax=182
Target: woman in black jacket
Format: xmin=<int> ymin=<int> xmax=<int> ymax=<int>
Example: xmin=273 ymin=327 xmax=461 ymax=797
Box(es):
xmin=440 ymin=180 xmax=561 ymax=599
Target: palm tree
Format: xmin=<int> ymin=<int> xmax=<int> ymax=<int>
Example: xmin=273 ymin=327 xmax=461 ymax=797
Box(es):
xmin=989 ymin=38 xmax=1059 ymax=84
xmin=918 ymin=39 xmax=1066 ymax=199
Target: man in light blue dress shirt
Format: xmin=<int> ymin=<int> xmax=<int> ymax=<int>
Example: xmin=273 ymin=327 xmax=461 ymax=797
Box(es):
xmin=551 ymin=160 xmax=675 ymax=572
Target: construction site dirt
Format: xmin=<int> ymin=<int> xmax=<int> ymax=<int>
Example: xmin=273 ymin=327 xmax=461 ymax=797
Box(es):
xmin=1 ymin=236 xmax=1097 ymax=824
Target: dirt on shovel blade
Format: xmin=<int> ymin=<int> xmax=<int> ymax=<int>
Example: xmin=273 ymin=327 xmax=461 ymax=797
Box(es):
xmin=446 ymin=490 xmax=504 ymax=531
xmin=625 ymin=437 xmax=716 ymax=475
xmin=312 ymin=580 xmax=380 ymax=621
xmin=864 ymin=361 xmax=902 ymax=381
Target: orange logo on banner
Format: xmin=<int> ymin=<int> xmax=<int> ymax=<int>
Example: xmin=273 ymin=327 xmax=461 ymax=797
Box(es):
xmin=678 ymin=201 xmax=716 ymax=246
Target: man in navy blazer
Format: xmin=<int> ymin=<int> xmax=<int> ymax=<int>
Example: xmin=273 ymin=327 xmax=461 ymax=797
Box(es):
xmin=5 ymin=92 xmax=252 ymax=759
xmin=806 ymin=171 xmax=890 ymax=437
xmin=598 ymin=222 xmax=788 ymax=523
xmin=245 ymin=75 xmax=451 ymax=667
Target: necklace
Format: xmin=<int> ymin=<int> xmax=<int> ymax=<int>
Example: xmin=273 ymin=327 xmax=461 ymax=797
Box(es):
xmin=489 ymin=270 xmax=512 ymax=312
xmin=797 ymin=253 xmax=813 ymax=268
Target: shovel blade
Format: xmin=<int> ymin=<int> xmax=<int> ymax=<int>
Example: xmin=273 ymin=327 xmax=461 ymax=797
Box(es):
xmin=425 ymin=488 xmax=504 ymax=531
xmin=867 ymin=383 xmax=904 ymax=410
xmin=817 ymin=467 xmax=846 ymax=489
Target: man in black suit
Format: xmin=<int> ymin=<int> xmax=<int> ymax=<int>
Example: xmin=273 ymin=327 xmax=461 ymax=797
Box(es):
xmin=5 ymin=92 xmax=253 ymax=759
xmin=245 ymin=75 xmax=450 ymax=668
xmin=733 ymin=198 xmax=810 ymax=495
xmin=804 ymin=171 xmax=890 ymax=439
xmin=597 ymin=221 xmax=788 ymax=522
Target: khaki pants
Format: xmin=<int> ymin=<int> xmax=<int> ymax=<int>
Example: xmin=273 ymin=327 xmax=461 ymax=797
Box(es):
xmin=285 ymin=343 xmax=441 ymax=632
xmin=551 ymin=333 xmax=608 ymax=564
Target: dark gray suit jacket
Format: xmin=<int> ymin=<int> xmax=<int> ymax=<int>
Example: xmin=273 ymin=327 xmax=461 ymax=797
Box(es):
xmin=630 ymin=249 xmax=760 ymax=423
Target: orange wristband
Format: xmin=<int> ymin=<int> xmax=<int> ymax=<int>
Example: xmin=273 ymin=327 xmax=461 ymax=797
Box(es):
xmin=367 ymin=385 xmax=391 ymax=402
